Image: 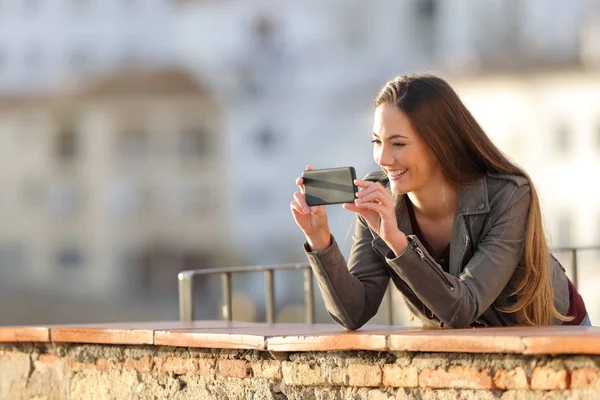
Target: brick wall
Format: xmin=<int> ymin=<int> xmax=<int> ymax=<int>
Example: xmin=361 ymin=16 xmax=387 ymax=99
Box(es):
xmin=1 ymin=343 xmax=599 ymax=399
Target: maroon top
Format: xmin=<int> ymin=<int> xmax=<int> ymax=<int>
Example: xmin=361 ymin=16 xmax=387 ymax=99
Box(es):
xmin=404 ymin=196 xmax=450 ymax=323
xmin=562 ymin=278 xmax=587 ymax=325
xmin=404 ymin=195 xmax=586 ymax=325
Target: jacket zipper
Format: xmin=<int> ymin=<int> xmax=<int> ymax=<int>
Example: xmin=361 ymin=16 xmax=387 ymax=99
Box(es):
xmin=408 ymin=238 xmax=454 ymax=290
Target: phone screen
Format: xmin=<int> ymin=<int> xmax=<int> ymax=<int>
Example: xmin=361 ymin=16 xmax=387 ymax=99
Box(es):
xmin=302 ymin=167 xmax=358 ymax=206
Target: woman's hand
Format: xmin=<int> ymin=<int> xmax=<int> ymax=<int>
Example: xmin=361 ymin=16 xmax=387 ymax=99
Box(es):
xmin=290 ymin=166 xmax=332 ymax=251
xmin=343 ymin=180 xmax=408 ymax=256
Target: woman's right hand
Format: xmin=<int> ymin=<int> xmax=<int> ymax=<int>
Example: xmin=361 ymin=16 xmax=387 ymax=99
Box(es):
xmin=290 ymin=165 xmax=331 ymax=251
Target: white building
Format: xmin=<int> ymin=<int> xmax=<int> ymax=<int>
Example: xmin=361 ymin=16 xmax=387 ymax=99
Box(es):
xmin=0 ymin=0 xmax=174 ymax=95
xmin=0 ymin=70 xmax=229 ymax=300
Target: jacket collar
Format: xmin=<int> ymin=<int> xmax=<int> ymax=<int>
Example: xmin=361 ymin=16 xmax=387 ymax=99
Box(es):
xmin=457 ymin=175 xmax=490 ymax=216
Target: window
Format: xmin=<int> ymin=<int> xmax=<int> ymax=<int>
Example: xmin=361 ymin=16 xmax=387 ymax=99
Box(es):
xmin=55 ymin=125 xmax=78 ymax=162
xmin=178 ymin=127 xmax=209 ymax=158
xmin=254 ymin=125 xmax=278 ymax=154
xmin=55 ymin=245 xmax=85 ymax=269
xmin=108 ymin=181 xmax=151 ymax=216
xmin=414 ymin=0 xmax=438 ymax=55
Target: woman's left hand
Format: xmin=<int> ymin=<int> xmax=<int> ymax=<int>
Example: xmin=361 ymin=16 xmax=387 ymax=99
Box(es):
xmin=343 ymin=180 xmax=408 ymax=256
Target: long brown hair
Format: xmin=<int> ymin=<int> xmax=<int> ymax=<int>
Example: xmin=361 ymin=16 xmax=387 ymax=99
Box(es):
xmin=374 ymin=73 xmax=569 ymax=325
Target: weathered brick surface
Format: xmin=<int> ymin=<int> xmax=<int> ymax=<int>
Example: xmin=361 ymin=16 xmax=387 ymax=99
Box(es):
xmin=570 ymin=367 xmax=600 ymax=389
xmin=197 ymin=358 xmax=216 ymax=377
xmin=347 ymin=364 xmax=382 ymax=387
xmin=530 ymin=366 xmax=568 ymax=390
xmin=67 ymin=358 xmax=95 ymax=373
xmin=217 ymin=359 xmax=250 ymax=379
xmin=419 ymin=366 xmax=493 ymax=389
xmin=324 ymin=365 xmax=348 ymax=385
xmin=124 ymin=356 xmax=154 ymax=373
xmin=95 ymin=358 xmax=122 ymax=372
xmin=382 ymin=364 xmax=418 ymax=387
xmin=251 ymin=360 xmax=282 ymax=380
xmin=493 ymin=367 xmax=529 ymax=390
xmin=155 ymin=357 xmax=198 ymax=375
xmin=282 ymin=362 xmax=324 ymax=386
xmin=34 ymin=354 xmax=60 ymax=371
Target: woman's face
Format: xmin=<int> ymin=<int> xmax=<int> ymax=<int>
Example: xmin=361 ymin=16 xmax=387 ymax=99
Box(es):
xmin=372 ymin=103 xmax=442 ymax=195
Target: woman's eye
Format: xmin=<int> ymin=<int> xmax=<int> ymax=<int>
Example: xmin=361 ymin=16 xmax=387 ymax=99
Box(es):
xmin=392 ymin=143 xmax=405 ymax=147
xmin=370 ymin=139 xmax=381 ymax=144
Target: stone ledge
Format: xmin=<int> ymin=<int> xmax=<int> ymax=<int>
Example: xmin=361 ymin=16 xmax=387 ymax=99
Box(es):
xmin=1 ymin=342 xmax=599 ymax=399
xmin=0 ymin=322 xmax=598 ymax=354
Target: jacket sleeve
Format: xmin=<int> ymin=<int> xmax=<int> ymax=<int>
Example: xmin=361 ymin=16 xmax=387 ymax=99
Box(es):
xmin=386 ymin=183 xmax=531 ymax=328
xmin=304 ymin=215 xmax=391 ymax=330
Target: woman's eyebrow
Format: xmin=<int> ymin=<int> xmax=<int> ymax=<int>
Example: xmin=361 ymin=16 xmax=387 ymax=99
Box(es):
xmin=372 ymin=132 xmax=408 ymax=139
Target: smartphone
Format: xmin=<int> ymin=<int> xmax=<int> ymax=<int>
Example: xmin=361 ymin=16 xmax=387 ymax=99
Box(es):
xmin=302 ymin=167 xmax=358 ymax=206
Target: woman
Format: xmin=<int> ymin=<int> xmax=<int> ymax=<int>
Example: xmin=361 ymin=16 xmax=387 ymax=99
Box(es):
xmin=290 ymin=74 xmax=590 ymax=329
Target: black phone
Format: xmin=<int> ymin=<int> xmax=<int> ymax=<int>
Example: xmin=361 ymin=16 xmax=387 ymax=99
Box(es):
xmin=302 ymin=167 xmax=358 ymax=206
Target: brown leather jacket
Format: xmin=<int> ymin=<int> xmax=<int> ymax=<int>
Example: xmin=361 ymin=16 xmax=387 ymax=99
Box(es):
xmin=304 ymin=171 xmax=570 ymax=329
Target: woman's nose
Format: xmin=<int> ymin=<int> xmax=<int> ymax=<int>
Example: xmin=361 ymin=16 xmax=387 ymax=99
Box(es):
xmin=375 ymin=145 xmax=394 ymax=166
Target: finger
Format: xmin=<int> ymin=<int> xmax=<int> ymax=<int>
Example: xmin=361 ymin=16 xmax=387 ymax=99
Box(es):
xmin=290 ymin=200 xmax=305 ymax=215
xmin=296 ymin=177 xmax=305 ymax=194
xmin=293 ymin=191 xmax=310 ymax=213
xmin=354 ymin=179 xmax=374 ymax=189
xmin=309 ymin=205 xmax=325 ymax=215
xmin=343 ymin=203 xmax=373 ymax=221
xmin=356 ymin=190 xmax=394 ymax=208
xmin=354 ymin=199 xmax=387 ymax=214
xmin=306 ymin=165 xmax=314 ymax=171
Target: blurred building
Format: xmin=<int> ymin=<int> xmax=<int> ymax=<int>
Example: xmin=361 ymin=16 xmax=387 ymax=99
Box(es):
xmin=0 ymin=0 xmax=174 ymax=95
xmin=0 ymin=70 xmax=229 ymax=300
xmin=453 ymin=72 xmax=600 ymax=249
xmin=172 ymin=0 xmax=600 ymax=264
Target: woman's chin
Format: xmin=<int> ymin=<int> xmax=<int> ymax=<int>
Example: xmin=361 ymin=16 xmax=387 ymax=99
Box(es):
xmin=390 ymin=182 xmax=410 ymax=195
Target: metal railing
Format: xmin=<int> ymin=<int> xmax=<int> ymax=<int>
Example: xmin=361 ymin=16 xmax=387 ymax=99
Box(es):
xmin=178 ymin=246 xmax=600 ymax=322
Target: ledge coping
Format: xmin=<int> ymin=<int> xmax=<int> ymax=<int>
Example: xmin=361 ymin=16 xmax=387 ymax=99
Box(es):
xmin=0 ymin=321 xmax=598 ymax=354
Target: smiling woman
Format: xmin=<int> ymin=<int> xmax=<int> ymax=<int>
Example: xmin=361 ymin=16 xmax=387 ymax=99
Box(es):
xmin=290 ymin=73 xmax=590 ymax=329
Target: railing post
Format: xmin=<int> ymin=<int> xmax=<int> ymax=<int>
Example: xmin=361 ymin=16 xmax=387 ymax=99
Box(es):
xmin=265 ymin=269 xmax=275 ymax=324
xmin=385 ymin=284 xmax=393 ymax=325
xmin=304 ymin=267 xmax=314 ymax=324
xmin=571 ymin=249 xmax=579 ymax=289
xmin=221 ymin=272 xmax=232 ymax=321
xmin=178 ymin=271 xmax=194 ymax=322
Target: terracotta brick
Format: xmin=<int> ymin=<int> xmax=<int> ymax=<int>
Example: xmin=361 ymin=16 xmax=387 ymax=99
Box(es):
xmin=96 ymin=358 xmax=123 ymax=372
xmin=217 ymin=359 xmax=250 ymax=379
xmin=282 ymin=362 xmax=324 ymax=386
xmin=251 ymin=360 xmax=282 ymax=380
xmin=382 ymin=365 xmax=418 ymax=387
xmin=347 ymin=364 xmax=382 ymax=387
xmin=155 ymin=357 xmax=198 ymax=375
xmin=530 ymin=366 xmax=568 ymax=390
xmin=124 ymin=356 xmax=154 ymax=373
xmin=198 ymin=358 xmax=216 ymax=377
xmin=67 ymin=358 xmax=95 ymax=373
xmin=570 ymin=367 xmax=600 ymax=389
xmin=34 ymin=354 xmax=60 ymax=372
xmin=493 ymin=367 xmax=529 ymax=389
xmin=419 ymin=366 xmax=493 ymax=389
